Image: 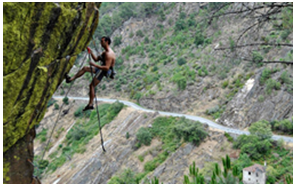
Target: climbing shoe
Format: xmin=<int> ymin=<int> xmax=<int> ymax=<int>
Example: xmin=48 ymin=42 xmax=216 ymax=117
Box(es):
xmin=64 ymin=73 xmax=72 ymax=83
xmin=83 ymin=104 xmax=94 ymax=111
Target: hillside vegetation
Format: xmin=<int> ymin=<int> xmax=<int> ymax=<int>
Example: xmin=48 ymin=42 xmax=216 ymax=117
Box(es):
xmin=48 ymin=2 xmax=293 ymax=184
xmin=58 ymin=2 xmax=292 ymax=131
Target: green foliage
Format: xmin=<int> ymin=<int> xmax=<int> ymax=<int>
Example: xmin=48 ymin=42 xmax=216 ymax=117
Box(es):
xmin=108 ymin=168 xmax=138 ymax=184
xmin=265 ymin=78 xmax=281 ymax=94
xmin=266 ymin=165 xmax=278 ymax=183
xmin=126 ymin=132 xmax=130 ymax=139
xmin=144 ymin=36 xmax=149 ymax=44
xmin=172 ymin=117 xmax=208 ymax=146
xmin=224 ymin=132 xmax=234 ymax=142
xmin=138 ymin=155 xmax=144 ymax=162
xmin=177 ymin=58 xmax=187 ymax=66
xmin=62 ymin=97 xmax=69 ymax=105
xmin=129 ymin=31 xmax=134 ymax=38
xmin=222 ymin=80 xmax=229 ymax=88
xmin=113 ymin=35 xmax=122 ymax=47
xmin=184 ymin=161 xmax=205 ymax=184
xmin=286 ymin=175 xmax=293 ymax=184
xmin=36 ymin=129 xmax=48 ymax=143
xmin=54 ymin=103 xmax=59 ymax=110
xmin=229 ymin=37 xmax=235 ymax=52
xmin=158 ymin=9 xmax=166 ymax=21
xmin=119 ymin=3 xmax=135 ymax=20
xmin=280 ymin=71 xmax=292 ymax=85
xmin=177 ymin=77 xmax=187 ymax=90
xmin=115 ymin=56 xmax=124 ymax=67
xmin=233 ymin=153 xmax=253 ymax=175
xmin=136 ymin=127 xmax=153 ymax=146
xmin=74 ymin=105 xmax=87 ymax=118
xmin=280 ymin=29 xmax=291 ymax=40
xmin=211 ymin=155 xmax=240 ymax=184
xmin=151 ymin=176 xmax=160 ymax=184
xmin=136 ymin=29 xmax=144 ymax=37
xmin=272 ymin=119 xmax=293 ymax=135
xmin=175 ymin=19 xmax=186 ymax=31
xmin=249 ymin=120 xmax=273 ymax=140
xmin=44 ymin=102 xmax=123 ymax=174
xmin=102 ymin=84 xmax=106 ymax=90
xmin=47 ymin=98 xmax=57 ymax=108
xmin=194 ymin=32 xmax=206 ymax=47
xmin=144 ymin=151 xmax=169 ymax=172
xmin=258 ymin=95 xmax=264 ymax=102
xmin=252 ymin=51 xmax=263 ymax=65
xmin=260 ymin=68 xmax=272 ymax=85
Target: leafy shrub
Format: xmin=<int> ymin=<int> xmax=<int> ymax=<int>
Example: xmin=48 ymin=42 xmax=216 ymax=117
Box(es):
xmin=126 ymin=132 xmax=130 ymax=139
xmin=158 ymin=9 xmax=166 ymax=21
xmin=178 ymin=77 xmax=187 ymax=90
xmin=280 ymin=29 xmax=291 ymax=40
xmin=206 ymin=105 xmax=220 ymax=115
xmin=249 ymin=120 xmax=273 ymax=140
xmin=222 ymin=81 xmax=229 ymax=88
xmin=102 ymin=84 xmax=106 ymax=90
xmin=108 ymin=168 xmax=139 ymax=184
xmin=136 ymin=30 xmax=144 ymax=37
xmin=172 ymin=118 xmax=208 ymax=146
xmin=74 ymin=106 xmax=84 ymax=118
xmin=136 ymin=127 xmax=153 ymax=146
xmin=54 ymin=103 xmax=59 ymax=110
xmin=272 ymin=119 xmax=293 ymax=135
xmin=280 ymin=71 xmax=292 ymax=85
xmin=252 ymin=51 xmax=263 ymax=64
xmin=194 ymin=32 xmax=205 ymax=47
xmin=260 ymin=68 xmax=272 ymax=85
xmin=175 ymin=19 xmax=186 ymax=31
xmin=171 ymin=73 xmax=187 ymax=90
xmin=229 ymin=37 xmax=235 ymax=52
xmin=258 ymin=95 xmax=264 ymax=102
xmin=36 ymin=129 xmax=48 ymax=143
xmin=66 ymin=126 xmax=89 ymax=144
xmin=188 ymin=17 xmax=196 ymax=27
xmin=177 ymin=58 xmax=187 ymax=66
xmin=265 ymin=78 xmax=281 ymax=94
xmin=144 ymin=151 xmax=168 ymax=172
xmin=116 ymin=56 xmax=124 ymax=67
xmin=144 ymin=36 xmax=149 ymax=43
xmin=39 ymin=159 xmax=49 ymax=170
xmin=224 ymin=132 xmax=234 ymax=142
xmin=129 ymin=31 xmax=134 ymax=38
xmin=62 ymin=97 xmax=69 ymax=105
xmin=113 ymin=35 xmax=122 ymax=47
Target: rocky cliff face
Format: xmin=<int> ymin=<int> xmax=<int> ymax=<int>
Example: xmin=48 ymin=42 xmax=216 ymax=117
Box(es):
xmin=3 ymin=2 xmax=101 ymax=183
xmin=217 ymin=66 xmax=293 ymax=129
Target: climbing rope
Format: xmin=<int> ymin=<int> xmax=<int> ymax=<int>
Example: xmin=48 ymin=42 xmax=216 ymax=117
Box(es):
xmin=88 ymin=51 xmax=106 ymax=152
xmin=35 ymin=53 xmax=88 ymax=176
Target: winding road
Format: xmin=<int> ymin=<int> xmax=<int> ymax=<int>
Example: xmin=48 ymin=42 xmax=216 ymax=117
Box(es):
xmin=53 ymin=96 xmax=293 ymax=143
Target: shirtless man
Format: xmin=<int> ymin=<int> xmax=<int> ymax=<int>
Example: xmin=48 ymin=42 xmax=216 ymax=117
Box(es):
xmin=65 ymin=36 xmax=116 ymax=111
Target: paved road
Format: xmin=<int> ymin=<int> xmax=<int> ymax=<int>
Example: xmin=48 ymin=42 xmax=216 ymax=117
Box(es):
xmin=53 ymin=96 xmax=293 ymax=143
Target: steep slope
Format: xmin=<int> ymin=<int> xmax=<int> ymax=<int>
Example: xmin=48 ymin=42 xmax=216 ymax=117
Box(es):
xmin=56 ymin=2 xmax=293 ymax=130
xmin=3 ymin=2 xmax=101 ymax=183
xmin=35 ymin=99 xmax=237 ymax=184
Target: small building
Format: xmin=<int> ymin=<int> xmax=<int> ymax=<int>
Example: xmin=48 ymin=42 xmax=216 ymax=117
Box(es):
xmin=242 ymin=164 xmax=266 ymax=184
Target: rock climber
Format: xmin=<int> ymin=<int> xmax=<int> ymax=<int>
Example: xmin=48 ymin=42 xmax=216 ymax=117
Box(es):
xmin=65 ymin=36 xmax=116 ymax=111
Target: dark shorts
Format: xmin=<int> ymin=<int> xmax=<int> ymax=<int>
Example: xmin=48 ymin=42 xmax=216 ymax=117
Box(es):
xmin=94 ymin=68 xmax=112 ymax=81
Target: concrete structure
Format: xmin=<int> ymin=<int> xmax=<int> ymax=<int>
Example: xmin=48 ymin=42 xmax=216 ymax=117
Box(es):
xmin=243 ymin=164 xmax=266 ymax=184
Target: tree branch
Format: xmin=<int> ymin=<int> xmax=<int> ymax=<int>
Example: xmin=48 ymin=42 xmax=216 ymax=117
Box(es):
xmin=215 ymin=43 xmax=293 ymax=51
